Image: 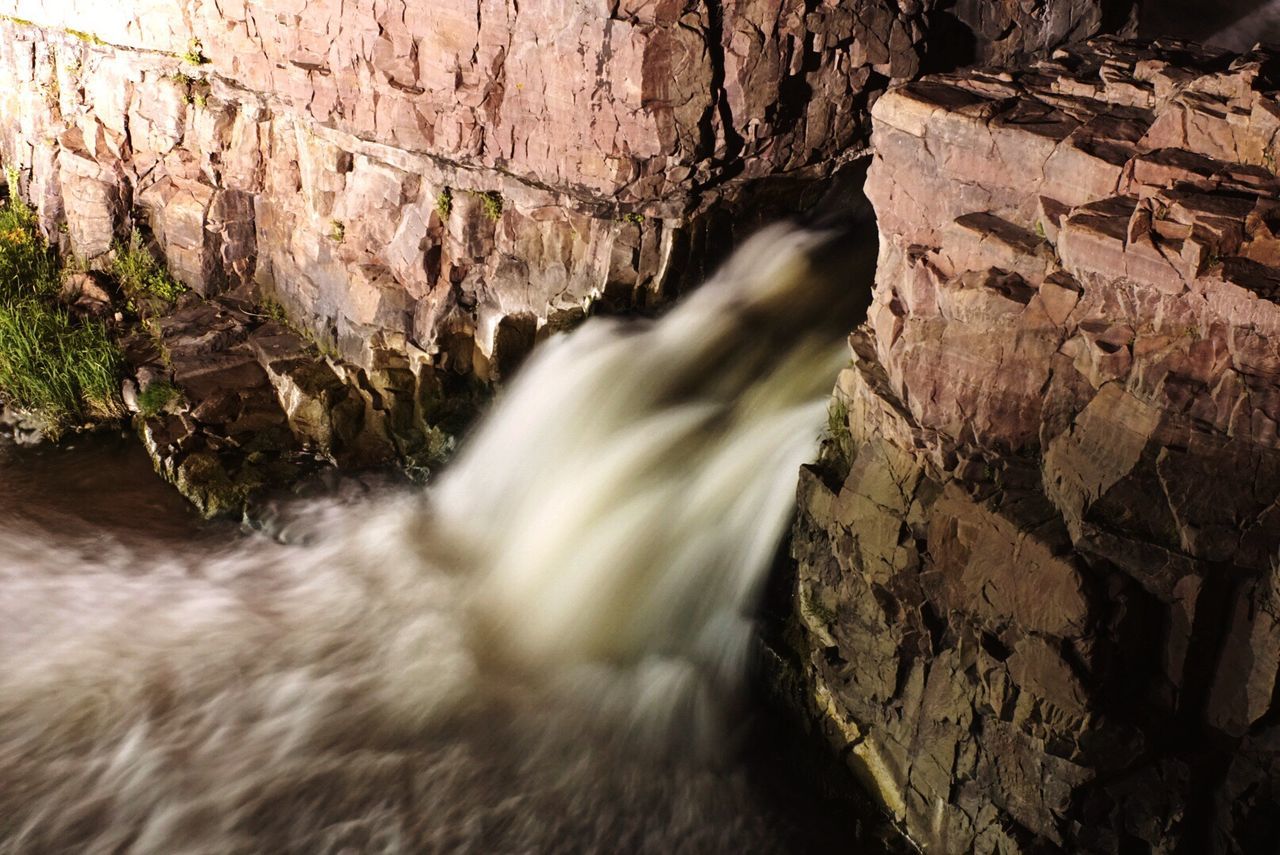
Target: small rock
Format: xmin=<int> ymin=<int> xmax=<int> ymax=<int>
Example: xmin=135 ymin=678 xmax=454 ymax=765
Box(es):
xmin=60 ymin=271 xmax=114 ymax=318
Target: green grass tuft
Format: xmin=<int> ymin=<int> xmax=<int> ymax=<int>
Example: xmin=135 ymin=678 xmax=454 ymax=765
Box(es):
xmin=823 ymin=397 xmax=856 ymax=476
xmin=182 ymin=38 xmax=208 ymax=66
xmin=435 ymin=188 xmax=453 ymax=220
xmin=257 ymin=298 xmax=290 ymax=326
xmin=0 ymin=300 xmax=122 ymax=426
xmin=0 ymin=177 xmax=58 ymax=301
xmin=473 ymin=190 xmax=503 ymax=221
xmin=0 ymin=174 xmax=123 ymax=430
xmin=137 ymin=380 xmax=182 ymax=417
xmin=112 ymin=229 xmax=186 ymax=313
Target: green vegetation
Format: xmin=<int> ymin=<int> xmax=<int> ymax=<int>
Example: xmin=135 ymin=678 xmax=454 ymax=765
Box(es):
xmin=257 ymin=297 xmax=290 ymax=326
xmin=823 ymin=397 xmax=856 ymax=476
xmin=136 ymin=380 xmax=182 ymax=417
xmin=0 ymin=170 xmax=122 ymax=430
xmin=112 ymin=229 xmax=186 ymax=314
xmin=329 ymin=220 xmax=346 ymax=243
xmin=402 ymin=426 xmax=458 ymax=485
xmin=473 ymin=190 xmax=503 ymax=221
xmin=0 ymin=302 xmax=121 ymax=427
xmin=66 ymin=29 xmax=107 ymax=46
xmin=624 ymin=212 xmax=644 ymax=226
xmin=182 ymin=38 xmax=208 ymax=66
xmin=801 ymin=586 xmax=838 ymax=627
xmin=312 ymin=333 xmax=341 ymax=361
xmin=166 ymin=73 xmax=210 ymax=108
xmin=435 ymin=188 xmax=453 ymax=220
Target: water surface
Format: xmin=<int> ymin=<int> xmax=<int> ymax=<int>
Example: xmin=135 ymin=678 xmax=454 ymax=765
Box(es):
xmin=0 ymin=227 xmax=885 ymax=854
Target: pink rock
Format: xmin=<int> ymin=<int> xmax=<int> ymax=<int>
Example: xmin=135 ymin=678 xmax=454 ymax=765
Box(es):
xmin=799 ymin=36 xmax=1280 ymax=855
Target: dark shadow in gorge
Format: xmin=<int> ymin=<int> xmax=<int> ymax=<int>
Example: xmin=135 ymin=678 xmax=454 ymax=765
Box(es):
xmin=1140 ymin=0 xmax=1279 ymax=45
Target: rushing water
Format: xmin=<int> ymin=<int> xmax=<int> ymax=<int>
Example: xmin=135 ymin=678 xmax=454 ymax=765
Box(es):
xmin=0 ymin=226 xmax=877 ymax=853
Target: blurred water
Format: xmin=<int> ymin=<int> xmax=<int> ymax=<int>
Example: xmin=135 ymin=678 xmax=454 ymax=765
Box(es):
xmin=0 ymin=226 xmax=876 ymax=854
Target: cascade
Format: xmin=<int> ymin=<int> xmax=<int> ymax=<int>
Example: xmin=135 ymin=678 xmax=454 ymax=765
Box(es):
xmin=0 ymin=225 xmax=873 ymax=853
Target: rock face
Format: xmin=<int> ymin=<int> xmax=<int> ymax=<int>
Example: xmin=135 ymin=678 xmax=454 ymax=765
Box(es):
xmin=127 ymin=293 xmax=421 ymax=517
xmin=793 ymin=38 xmax=1280 ymax=853
xmin=0 ymin=0 xmax=1128 ymax=381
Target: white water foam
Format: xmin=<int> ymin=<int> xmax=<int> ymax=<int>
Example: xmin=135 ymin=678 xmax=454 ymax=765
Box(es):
xmin=0 ymin=225 xmax=871 ymax=853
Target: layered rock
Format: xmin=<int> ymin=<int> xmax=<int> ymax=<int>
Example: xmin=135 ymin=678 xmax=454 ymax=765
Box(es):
xmin=125 ymin=293 xmax=439 ymax=517
xmin=0 ymin=0 xmax=1128 ymax=383
xmin=794 ymin=38 xmax=1280 ymax=853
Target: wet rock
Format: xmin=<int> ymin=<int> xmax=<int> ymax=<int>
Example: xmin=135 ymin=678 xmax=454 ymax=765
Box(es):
xmin=0 ymin=401 xmax=48 ymax=446
xmin=248 ymin=323 xmax=365 ymax=459
xmin=121 ymin=281 xmax=478 ymax=515
xmin=796 ymin=38 xmax=1280 ymax=853
xmin=130 ymin=294 xmax=396 ymax=517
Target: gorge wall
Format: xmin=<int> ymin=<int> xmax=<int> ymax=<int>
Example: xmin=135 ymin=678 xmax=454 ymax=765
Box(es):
xmin=13 ymin=3 xmax=1274 ymax=853
xmin=0 ymin=0 xmax=1130 ymax=379
xmin=793 ymin=38 xmax=1280 ymax=853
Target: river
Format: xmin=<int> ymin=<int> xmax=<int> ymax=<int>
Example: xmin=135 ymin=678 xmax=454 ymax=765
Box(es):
xmin=0 ymin=227 xmax=894 ymax=853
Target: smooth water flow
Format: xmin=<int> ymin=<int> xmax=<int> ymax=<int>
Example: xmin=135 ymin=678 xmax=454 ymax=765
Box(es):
xmin=0 ymin=226 xmax=872 ymax=853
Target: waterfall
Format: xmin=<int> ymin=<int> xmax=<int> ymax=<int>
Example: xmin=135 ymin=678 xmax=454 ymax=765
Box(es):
xmin=0 ymin=225 xmax=872 ymax=853
xmin=1209 ymin=3 xmax=1280 ymax=50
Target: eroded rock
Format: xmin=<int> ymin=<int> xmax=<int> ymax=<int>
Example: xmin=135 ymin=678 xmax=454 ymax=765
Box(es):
xmin=796 ymin=38 xmax=1280 ymax=853
xmin=0 ymin=1 xmax=1130 ymax=382
xmin=128 ymin=292 xmax=419 ymax=517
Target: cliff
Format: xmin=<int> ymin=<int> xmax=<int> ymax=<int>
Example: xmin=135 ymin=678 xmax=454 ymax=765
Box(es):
xmin=793 ymin=37 xmax=1280 ymax=853
xmin=0 ymin=0 xmax=1128 ymax=378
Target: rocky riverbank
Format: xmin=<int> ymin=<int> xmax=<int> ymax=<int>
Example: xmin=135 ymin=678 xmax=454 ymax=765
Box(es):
xmin=0 ymin=186 xmax=464 ymax=517
xmin=0 ymin=0 xmax=1136 ymax=518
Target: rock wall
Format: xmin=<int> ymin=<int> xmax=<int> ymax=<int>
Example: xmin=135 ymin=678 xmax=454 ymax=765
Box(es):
xmin=0 ymin=0 xmax=1128 ymax=381
xmin=793 ymin=38 xmax=1280 ymax=853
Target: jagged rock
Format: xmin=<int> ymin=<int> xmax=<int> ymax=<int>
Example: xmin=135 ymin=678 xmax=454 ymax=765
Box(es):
xmin=248 ymin=323 xmax=366 ymax=459
xmin=132 ymin=293 xmax=405 ymax=517
xmin=0 ymin=0 xmax=1129 ymax=379
xmin=795 ymin=38 xmax=1280 ymax=853
xmin=59 ymin=270 xmax=112 ymax=317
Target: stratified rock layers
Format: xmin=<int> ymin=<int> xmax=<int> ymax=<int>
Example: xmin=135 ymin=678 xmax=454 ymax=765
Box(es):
xmin=794 ymin=39 xmax=1280 ymax=854
xmin=0 ymin=0 xmax=1123 ymax=378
